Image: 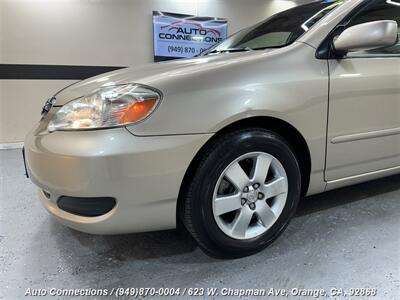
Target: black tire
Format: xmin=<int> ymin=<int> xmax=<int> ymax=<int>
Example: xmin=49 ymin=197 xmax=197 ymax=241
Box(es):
xmin=180 ymin=128 xmax=302 ymax=258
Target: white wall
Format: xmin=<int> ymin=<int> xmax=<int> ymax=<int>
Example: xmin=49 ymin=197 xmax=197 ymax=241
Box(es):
xmin=0 ymin=0 xmax=299 ymax=143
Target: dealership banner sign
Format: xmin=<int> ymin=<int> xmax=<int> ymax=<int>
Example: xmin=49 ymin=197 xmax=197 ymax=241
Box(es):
xmin=153 ymin=11 xmax=228 ymax=61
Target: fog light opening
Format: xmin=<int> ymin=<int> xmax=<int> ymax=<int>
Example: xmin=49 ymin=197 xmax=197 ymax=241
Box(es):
xmin=57 ymin=196 xmax=116 ymax=217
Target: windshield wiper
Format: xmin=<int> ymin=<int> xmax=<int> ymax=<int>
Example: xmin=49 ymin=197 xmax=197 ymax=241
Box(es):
xmin=208 ymin=47 xmax=253 ymax=54
xmin=251 ymin=44 xmax=288 ymax=50
xmin=207 ymin=45 xmax=288 ymax=55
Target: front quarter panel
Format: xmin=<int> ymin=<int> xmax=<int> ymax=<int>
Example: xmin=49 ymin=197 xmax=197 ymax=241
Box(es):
xmin=127 ymin=43 xmax=329 ymax=194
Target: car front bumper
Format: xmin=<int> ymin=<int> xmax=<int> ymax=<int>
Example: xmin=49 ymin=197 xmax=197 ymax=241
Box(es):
xmin=24 ymin=126 xmax=212 ymax=234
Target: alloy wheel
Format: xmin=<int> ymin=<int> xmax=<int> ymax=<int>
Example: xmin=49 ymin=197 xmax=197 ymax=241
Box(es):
xmin=212 ymin=152 xmax=288 ymax=240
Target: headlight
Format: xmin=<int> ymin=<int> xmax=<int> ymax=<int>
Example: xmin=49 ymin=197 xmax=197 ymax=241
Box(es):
xmin=48 ymin=84 xmax=161 ymax=132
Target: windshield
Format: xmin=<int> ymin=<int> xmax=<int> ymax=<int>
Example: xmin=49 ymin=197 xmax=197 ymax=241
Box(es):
xmin=202 ymin=0 xmax=344 ymax=55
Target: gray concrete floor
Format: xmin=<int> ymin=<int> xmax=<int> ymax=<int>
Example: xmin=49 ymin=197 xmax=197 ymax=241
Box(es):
xmin=1 ymin=148 xmax=399 ymax=300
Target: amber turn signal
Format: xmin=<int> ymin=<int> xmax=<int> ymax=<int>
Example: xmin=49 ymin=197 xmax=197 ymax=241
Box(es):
xmin=119 ymin=99 xmax=157 ymax=124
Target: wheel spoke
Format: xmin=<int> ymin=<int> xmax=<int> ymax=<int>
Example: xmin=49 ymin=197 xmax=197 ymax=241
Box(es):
xmin=231 ymin=208 xmax=253 ymax=238
xmin=252 ymin=154 xmax=272 ymax=184
xmin=257 ymin=203 xmax=277 ymax=228
xmin=261 ymin=176 xmax=287 ymax=199
xmin=224 ymin=162 xmax=250 ymax=190
xmin=214 ymin=193 xmax=243 ymax=216
xmin=213 ymin=152 xmax=289 ymax=240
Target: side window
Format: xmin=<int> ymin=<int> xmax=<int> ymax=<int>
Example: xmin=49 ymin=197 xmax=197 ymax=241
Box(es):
xmin=346 ymin=0 xmax=400 ymax=56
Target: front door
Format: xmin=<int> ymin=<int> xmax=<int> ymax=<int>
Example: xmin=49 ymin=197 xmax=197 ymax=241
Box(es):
xmin=326 ymin=0 xmax=400 ymax=181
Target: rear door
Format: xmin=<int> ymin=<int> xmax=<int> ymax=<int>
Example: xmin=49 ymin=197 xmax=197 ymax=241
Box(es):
xmin=326 ymin=0 xmax=400 ymax=181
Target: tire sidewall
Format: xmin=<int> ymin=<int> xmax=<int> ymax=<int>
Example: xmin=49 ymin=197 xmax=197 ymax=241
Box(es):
xmin=191 ymin=129 xmax=301 ymax=255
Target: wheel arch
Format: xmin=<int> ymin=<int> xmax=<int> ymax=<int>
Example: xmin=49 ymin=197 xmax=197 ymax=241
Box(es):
xmin=176 ymin=116 xmax=311 ymax=224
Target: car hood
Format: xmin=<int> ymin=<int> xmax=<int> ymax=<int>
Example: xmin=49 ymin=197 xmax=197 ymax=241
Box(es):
xmin=53 ymin=50 xmax=278 ymax=106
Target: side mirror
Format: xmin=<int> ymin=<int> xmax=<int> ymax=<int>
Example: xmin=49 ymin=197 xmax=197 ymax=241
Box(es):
xmin=333 ymin=20 xmax=398 ymax=53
